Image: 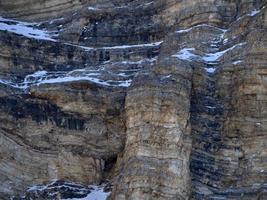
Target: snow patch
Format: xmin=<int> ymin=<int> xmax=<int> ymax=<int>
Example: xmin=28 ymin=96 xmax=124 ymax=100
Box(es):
xmin=223 ymin=38 xmax=228 ymax=44
xmin=172 ymin=48 xmax=197 ymax=61
xmin=64 ymin=41 xmax=162 ymax=52
xmin=0 ymin=16 xmax=57 ymax=41
xmin=236 ymin=6 xmax=265 ymax=21
xmin=172 ymin=43 xmax=246 ymax=63
xmin=205 ymin=106 xmax=216 ymax=109
xmin=102 ymin=41 xmax=163 ymax=49
xmin=26 ymin=181 xmax=110 ymax=200
xmin=119 ymin=57 xmax=157 ymax=65
xmin=0 ymin=79 xmax=14 ymax=87
xmin=49 ymin=17 xmax=64 ymax=25
xmin=0 ymin=68 xmax=133 ymax=89
xmin=163 ymin=75 xmax=172 ymax=79
xmin=205 ymin=68 xmax=216 ymax=73
xmin=248 ymin=9 xmax=261 ymax=16
xmin=176 ymin=24 xmax=227 ymax=34
xmin=62 ymin=185 xmax=110 ymax=200
xmin=27 ymin=179 xmax=58 ymax=192
xmin=145 ymin=2 xmax=154 ymax=6
xmin=232 ymin=60 xmax=243 ymax=65
xmin=88 ymin=6 xmax=101 ymax=11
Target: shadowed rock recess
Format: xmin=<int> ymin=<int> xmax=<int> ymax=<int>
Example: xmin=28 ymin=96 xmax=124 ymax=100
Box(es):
xmin=0 ymin=0 xmax=266 ymax=199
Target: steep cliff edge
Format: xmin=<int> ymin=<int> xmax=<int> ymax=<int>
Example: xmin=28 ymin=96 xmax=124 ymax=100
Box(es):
xmin=0 ymin=0 xmax=266 ymax=200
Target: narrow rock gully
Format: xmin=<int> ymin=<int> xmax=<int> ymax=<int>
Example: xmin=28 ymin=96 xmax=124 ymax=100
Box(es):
xmin=186 ymin=26 xmax=226 ymax=199
xmin=190 ymin=64 xmax=225 ymax=199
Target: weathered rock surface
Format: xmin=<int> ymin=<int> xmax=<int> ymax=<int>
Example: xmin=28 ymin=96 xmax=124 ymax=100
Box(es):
xmin=0 ymin=0 xmax=266 ymax=200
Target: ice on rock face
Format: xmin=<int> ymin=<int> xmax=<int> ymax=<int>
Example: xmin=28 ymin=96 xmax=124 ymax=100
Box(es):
xmin=0 ymin=17 xmax=57 ymax=41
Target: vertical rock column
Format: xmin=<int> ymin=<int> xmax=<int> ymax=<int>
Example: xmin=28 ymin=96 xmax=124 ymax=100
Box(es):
xmin=112 ymin=59 xmax=193 ymax=200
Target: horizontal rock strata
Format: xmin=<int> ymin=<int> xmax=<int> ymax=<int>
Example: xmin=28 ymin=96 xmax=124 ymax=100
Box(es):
xmin=0 ymin=0 xmax=266 ymax=199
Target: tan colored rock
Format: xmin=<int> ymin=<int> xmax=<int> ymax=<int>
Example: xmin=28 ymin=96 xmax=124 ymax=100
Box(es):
xmin=111 ymin=56 xmax=193 ymax=199
xmin=0 ymin=0 xmax=267 ymax=200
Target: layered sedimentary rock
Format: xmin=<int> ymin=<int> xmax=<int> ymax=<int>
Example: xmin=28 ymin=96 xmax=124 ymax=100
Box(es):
xmin=0 ymin=0 xmax=266 ymax=200
xmin=0 ymin=0 xmax=90 ymax=21
xmin=111 ymin=55 xmax=193 ymax=199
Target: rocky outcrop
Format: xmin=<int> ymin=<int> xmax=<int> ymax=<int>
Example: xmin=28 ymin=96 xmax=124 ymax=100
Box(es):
xmin=0 ymin=0 xmax=266 ymax=200
xmin=111 ymin=57 xmax=193 ymax=199
xmin=189 ymin=6 xmax=267 ymax=199
xmin=0 ymin=82 xmax=126 ymax=198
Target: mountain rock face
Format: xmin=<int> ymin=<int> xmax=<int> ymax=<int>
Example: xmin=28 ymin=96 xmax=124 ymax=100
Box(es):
xmin=0 ymin=0 xmax=266 ymax=199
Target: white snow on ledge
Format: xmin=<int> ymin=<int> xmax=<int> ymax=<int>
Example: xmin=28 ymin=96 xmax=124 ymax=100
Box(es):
xmin=205 ymin=67 xmax=216 ymax=73
xmin=0 ymin=16 xmax=162 ymax=51
xmin=0 ymin=57 xmax=158 ymax=90
xmin=233 ymin=60 xmax=243 ymax=65
xmin=0 ymin=16 xmax=36 ymax=25
xmin=27 ymin=181 xmax=110 ymax=200
xmin=88 ymin=6 xmax=101 ymax=11
xmin=236 ymin=6 xmax=266 ymax=21
xmin=0 ymin=69 xmax=133 ymax=89
xmin=0 ymin=16 xmax=57 ymax=41
xmin=248 ymin=9 xmax=261 ymax=16
xmin=172 ymin=48 xmax=196 ymax=60
xmin=247 ymin=6 xmax=266 ymax=16
xmin=176 ymin=24 xmax=227 ymax=34
xmin=62 ymin=185 xmax=110 ymax=200
xmin=102 ymin=41 xmax=163 ymax=49
xmin=172 ymin=43 xmax=246 ymax=64
xmin=64 ymin=41 xmax=163 ymax=52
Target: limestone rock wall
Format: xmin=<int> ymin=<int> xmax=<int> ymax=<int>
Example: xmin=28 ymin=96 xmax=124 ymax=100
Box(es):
xmin=0 ymin=83 xmax=126 ymax=198
xmin=111 ymin=58 xmax=193 ymax=199
xmin=0 ymin=0 xmax=266 ymax=199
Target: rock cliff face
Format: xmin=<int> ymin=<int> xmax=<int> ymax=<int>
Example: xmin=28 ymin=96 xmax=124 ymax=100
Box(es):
xmin=0 ymin=0 xmax=266 ymax=199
